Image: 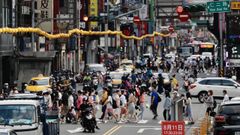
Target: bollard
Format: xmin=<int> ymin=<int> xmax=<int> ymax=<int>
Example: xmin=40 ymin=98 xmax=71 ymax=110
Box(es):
xmin=200 ymin=117 xmax=208 ymax=135
xmin=191 ymin=127 xmax=199 ymax=135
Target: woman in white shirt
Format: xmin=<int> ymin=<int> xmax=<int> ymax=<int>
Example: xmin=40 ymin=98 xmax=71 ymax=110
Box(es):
xmin=222 ymin=90 xmax=229 ymax=103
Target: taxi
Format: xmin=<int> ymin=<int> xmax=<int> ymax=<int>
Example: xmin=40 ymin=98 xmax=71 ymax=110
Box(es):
xmin=26 ymin=74 xmax=52 ymax=93
xmin=120 ymin=59 xmax=135 ymax=70
xmin=110 ymin=72 xmax=124 ymax=88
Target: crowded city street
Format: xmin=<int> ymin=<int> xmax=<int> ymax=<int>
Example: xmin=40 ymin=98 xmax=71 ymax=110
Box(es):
xmin=1 ymin=0 xmax=240 ymax=135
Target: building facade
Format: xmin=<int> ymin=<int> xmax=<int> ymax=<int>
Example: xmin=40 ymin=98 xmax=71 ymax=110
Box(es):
xmin=0 ymin=0 xmax=15 ymax=89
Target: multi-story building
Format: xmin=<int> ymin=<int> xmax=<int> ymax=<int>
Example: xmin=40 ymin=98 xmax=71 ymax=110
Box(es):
xmin=0 ymin=0 xmax=15 ymax=89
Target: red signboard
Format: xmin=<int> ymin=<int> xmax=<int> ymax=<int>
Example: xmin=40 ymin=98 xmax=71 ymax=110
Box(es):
xmin=178 ymin=11 xmax=189 ymax=22
xmin=162 ymin=121 xmax=185 ymax=135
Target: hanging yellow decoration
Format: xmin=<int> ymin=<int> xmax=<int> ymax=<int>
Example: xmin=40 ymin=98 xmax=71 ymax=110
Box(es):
xmin=0 ymin=27 xmax=170 ymax=40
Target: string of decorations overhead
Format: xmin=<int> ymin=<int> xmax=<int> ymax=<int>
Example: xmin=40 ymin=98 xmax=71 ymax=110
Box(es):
xmin=0 ymin=27 xmax=170 ymax=40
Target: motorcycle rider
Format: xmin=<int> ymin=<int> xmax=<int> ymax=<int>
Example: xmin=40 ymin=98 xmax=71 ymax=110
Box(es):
xmin=80 ymin=98 xmax=99 ymax=133
xmin=83 ymin=73 xmax=92 ymax=83
xmin=2 ymin=83 xmax=10 ymax=98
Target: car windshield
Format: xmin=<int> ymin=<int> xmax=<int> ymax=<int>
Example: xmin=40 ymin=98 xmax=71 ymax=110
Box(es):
xmin=0 ymin=105 xmax=36 ymax=126
xmin=29 ymin=79 xmax=49 ymax=86
xmin=219 ymin=104 xmax=240 ymax=115
xmin=89 ymin=66 xmax=106 ymax=72
xmin=0 ymin=133 xmax=8 ymax=135
xmin=110 ymin=73 xmax=123 ymax=79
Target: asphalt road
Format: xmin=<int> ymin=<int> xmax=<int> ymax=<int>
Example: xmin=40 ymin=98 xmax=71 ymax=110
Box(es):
xmin=60 ymin=69 xmax=217 ymax=135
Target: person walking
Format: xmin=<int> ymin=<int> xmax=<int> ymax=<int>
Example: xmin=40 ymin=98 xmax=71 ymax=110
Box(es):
xmin=185 ymin=92 xmax=194 ymax=123
xmin=113 ymin=90 xmax=121 ymax=122
xmin=127 ymin=92 xmax=137 ymax=122
xmin=99 ymin=88 xmax=108 ymax=121
xmin=76 ymin=90 xmax=83 ymax=120
xmin=157 ymin=74 xmax=164 ymax=94
xmin=120 ymin=90 xmax=128 ymax=122
xmin=163 ymin=91 xmax=171 ymax=121
xmin=150 ymin=86 xmax=160 ymax=120
xmin=204 ymin=90 xmax=214 ymax=115
xmin=138 ymin=90 xmax=146 ymax=122
xmin=171 ymin=74 xmax=179 ymax=91
xmin=222 ymin=90 xmax=229 ymax=103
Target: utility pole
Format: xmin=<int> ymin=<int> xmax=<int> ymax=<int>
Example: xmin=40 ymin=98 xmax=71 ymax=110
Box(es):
xmin=31 ymin=0 xmax=35 ymax=51
xmin=104 ymin=0 xmax=109 ymax=53
xmin=77 ymin=0 xmax=82 ymax=73
xmin=219 ymin=13 xmax=224 ymax=77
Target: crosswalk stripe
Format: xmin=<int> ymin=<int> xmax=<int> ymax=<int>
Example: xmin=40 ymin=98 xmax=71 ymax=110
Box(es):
xmin=137 ymin=120 xmax=148 ymax=124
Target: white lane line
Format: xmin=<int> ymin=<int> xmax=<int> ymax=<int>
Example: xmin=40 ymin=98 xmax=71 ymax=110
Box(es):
xmin=67 ymin=128 xmax=84 ymax=133
xmin=137 ymin=120 xmax=148 ymax=124
xmin=137 ymin=128 xmax=145 ymax=134
xmin=137 ymin=128 xmax=161 ymax=134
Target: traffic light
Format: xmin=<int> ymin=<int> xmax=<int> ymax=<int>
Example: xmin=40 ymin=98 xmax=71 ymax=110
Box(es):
xmin=183 ymin=4 xmax=206 ymax=12
xmin=120 ymin=24 xmax=134 ymax=36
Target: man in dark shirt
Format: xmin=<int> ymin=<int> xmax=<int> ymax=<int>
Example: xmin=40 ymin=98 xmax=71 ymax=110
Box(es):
xmin=150 ymin=86 xmax=160 ymax=120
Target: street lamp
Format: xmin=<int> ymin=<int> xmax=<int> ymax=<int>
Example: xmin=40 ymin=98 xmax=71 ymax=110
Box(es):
xmin=83 ymin=15 xmax=89 ymax=22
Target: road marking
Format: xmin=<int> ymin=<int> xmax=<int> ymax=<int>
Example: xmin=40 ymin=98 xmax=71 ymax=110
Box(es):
xmin=102 ymin=125 xmax=120 ymax=135
xmin=106 ymin=125 xmax=122 ymax=135
xmin=137 ymin=128 xmax=161 ymax=134
xmin=137 ymin=120 xmax=148 ymax=124
xmin=67 ymin=128 xmax=83 ymax=133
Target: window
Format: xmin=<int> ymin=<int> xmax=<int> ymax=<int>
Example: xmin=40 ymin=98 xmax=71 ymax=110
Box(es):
xmin=219 ymin=104 xmax=240 ymax=115
xmin=199 ymin=80 xmax=208 ymax=85
xmin=222 ymin=80 xmax=235 ymax=86
xmin=0 ymin=105 xmax=36 ymax=126
xmin=0 ymin=0 xmax=11 ymax=27
xmin=206 ymin=79 xmax=221 ymax=85
xmin=10 ymin=131 xmax=17 ymax=135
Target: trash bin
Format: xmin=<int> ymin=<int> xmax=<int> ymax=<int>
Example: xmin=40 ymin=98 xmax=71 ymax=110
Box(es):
xmin=46 ymin=111 xmax=60 ymax=135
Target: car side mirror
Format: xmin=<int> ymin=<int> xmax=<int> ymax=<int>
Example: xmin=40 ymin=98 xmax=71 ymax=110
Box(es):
xmin=234 ymin=84 xmax=238 ymax=88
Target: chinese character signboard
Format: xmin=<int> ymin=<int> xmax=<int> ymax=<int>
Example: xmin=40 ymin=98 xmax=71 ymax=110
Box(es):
xmin=37 ymin=0 xmax=53 ymax=32
xmin=89 ymin=0 xmax=98 ymax=29
xmin=162 ymin=121 xmax=185 ymax=135
xmin=231 ymin=2 xmax=240 ymax=10
xmin=207 ymin=1 xmax=230 ymax=13
xmin=226 ymin=15 xmax=240 ymax=61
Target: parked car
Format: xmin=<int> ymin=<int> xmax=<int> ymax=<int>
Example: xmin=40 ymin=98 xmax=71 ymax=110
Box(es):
xmin=213 ymin=100 xmax=240 ymax=135
xmin=0 ymin=129 xmax=17 ymax=135
xmin=189 ymin=77 xmax=240 ymax=103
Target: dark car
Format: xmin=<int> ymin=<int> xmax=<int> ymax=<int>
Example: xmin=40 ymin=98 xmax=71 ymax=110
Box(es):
xmin=213 ymin=100 xmax=240 ymax=135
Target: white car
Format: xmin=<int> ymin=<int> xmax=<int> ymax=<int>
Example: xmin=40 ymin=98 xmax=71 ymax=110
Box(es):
xmin=85 ymin=64 xmax=107 ymax=75
xmin=0 ymin=129 xmax=17 ymax=135
xmin=189 ymin=77 xmax=240 ymax=103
